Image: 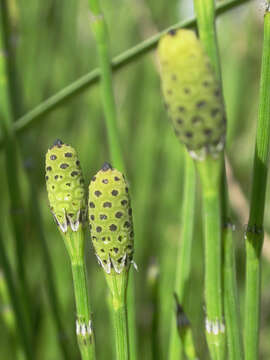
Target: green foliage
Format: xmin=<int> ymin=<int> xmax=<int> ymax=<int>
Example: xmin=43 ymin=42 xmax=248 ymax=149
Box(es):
xmin=0 ymin=1 xmax=270 ymax=360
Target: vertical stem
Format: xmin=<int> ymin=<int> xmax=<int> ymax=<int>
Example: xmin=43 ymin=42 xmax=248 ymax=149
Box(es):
xmin=88 ymin=0 xmax=124 ymax=172
xmin=1 ymin=3 xmax=72 ymax=359
xmin=194 ymin=1 xmax=243 ymax=359
xmin=0 ymin=234 xmax=33 ymax=360
xmin=30 ymin=192 xmax=72 ymax=360
xmin=71 ymin=263 xmax=95 ymax=360
xmin=105 ymin=271 xmax=130 ymax=360
xmin=244 ymin=10 xmax=270 ymax=360
xmin=112 ymin=303 xmax=130 ymax=360
xmin=169 ymin=151 xmax=196 ymax=360
xmin=0 ymin=3 xmax=33 ymax=333
xmin=193 ymin=0 xmax=221 ymax=80
xmin=87 ymin=1 xmax=136 ymax=359
xmin=197 ymin=156 xmax=225 ymax=360
xmin=67 ymin=231 xmax=96 ymax=360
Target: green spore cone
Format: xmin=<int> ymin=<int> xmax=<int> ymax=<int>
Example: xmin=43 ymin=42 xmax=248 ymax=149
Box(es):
xmin=158 ymin=29 xmax=226 ymax=159
xmin=88 ymin=162 xmax=134 ymax=275
xmin=45 ymin=139 xmax=86 ymax=234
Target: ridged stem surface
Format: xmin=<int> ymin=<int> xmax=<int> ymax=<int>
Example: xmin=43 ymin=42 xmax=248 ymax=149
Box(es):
xmin=244 ymin=11 xmax=270 ymax=360
xmin=105 ymin=271 xmax=130 ymax=360
xmin=68 ymin=229 xmax=96 ymax=360
xmin=197 ymin=156 xmax=225 ymax=360
xmin=194 ymin=1 xmax=243 ymax=359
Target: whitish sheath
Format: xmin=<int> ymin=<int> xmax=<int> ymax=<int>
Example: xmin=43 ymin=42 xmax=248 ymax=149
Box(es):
xmin=245 ymin=8 xmax=270 ymax=360
xmin=158 ymin=29 xmax=226 ymax=359
xmin=45 ymin=140 xmax=96 ymax=360
xmin=88 ymin=163 xmax=134 ymax=360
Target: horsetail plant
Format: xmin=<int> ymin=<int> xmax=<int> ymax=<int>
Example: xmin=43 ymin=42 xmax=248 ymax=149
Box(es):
xmin=87 ymin=0 xmax=137 ymax=357
xmin=194 ymin=1 xmax=243 ymax=359
xmin=244 ymin=6 xmax=270 ymax=360
xmin=158 ymin=29 xmax=226 ymax=359
xmin=45 ymin=140 xmax=96 ymax=360
xmin=88 ymin=163 xmax=134 ymax=360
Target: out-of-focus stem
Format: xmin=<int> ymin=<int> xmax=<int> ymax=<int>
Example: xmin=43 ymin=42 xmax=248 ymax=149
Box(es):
xmin=169 ymin=151 xmax=196 ymax=360
xmin=244 ymin=10 xmax=270 ymax=360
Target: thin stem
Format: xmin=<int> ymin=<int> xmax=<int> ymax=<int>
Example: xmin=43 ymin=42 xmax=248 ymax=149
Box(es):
xmin=88 ymin=0 xmax=124 ymax=171
xmin=169 ymin=151 xmax=196 ymax=360
xmin=194 ymin=1 xmax=243 ymax=358
xmin=1 ymin=4 xmax=71 ymax=358
xmin=197 ymin=156 xmax=225 ymax=360
xmin=87 ymin=1 xmax=136 ymax=358
xmin=105 ymin=272 xmax=130 ymax=360
xmin=244 ymin=10 xmax=270 ymax=360
xmin=0 ymin=6 xmax=33 ymax=334
xmin=193 ymin=0 xmax=221 ymax=79
xmin=147 ymin=260 xmax=160 ymax=360
xmin=29 ymin=189 xmax=72 ymax=360
xmin=9 ymin=0 xmax=251 ymax=136
xmin=112 ymin=303 xmax=129 ymax=360
xmin=71 ymin=263 xmax=95 ymax=360
xmin=0 ymin=234 xmax=33 ymax=360
xmin=67 ymin=230 xmax=96 ymax=360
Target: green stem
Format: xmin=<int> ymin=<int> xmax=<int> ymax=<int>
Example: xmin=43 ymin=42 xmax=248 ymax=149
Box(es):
xmin=105 ymin=271 xmax=130 ymax=360
xmin=244 ymin=11 xmax=270 ymax=360
xmin=0 ymin=6 xmax=33 ymax=334
xmin=194 ymin=1 xmax=243 ymax=359
xmin=1 ymin=5 xmax=71 ymax=358
xmin=197 ymin=156 xmax=225 ymax=360
xmin=147 ymin=260 xmax=160 ymax=360
xmin=9 ymin=0 xmax=251 ymax=136
xmin=223 ymin=219 xmax=243 ymax=360
xmin=87 ymin=1 xmax=136 ymax=358
xmin=88 ymin=0 xmax=124 ymax=171
xmin=193 ymin=0 xmax=221 ymax=79
xmin=66 ymin=230 xmax=96 ymax=360
xmin=0 ymin=234 xmax=33 ymax=360
xmin=169 ymin=151 xmax=196 ymax=360
xmin=71 ymin=263 xmax=95 ymax=360
xmin=29 ymin=189 xmax=72 ymax=360
xmin=112 ymin=303 xmax=129 ymax=360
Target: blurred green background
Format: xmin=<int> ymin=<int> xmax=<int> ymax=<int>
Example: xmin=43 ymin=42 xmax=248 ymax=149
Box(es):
xmin=1 ymin=0 xmax=270 ymax=359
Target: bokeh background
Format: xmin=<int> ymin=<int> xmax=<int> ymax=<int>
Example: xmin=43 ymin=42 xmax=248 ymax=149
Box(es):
xmin=1 ymin=0 xmax=270 ymax=359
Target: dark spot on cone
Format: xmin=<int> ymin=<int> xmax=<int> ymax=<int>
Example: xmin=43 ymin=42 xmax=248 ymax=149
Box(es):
xmin=169 ymin=29 xmax=176 ymax=36
xmin=101 ymin=162 xmax=112 ymax=171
